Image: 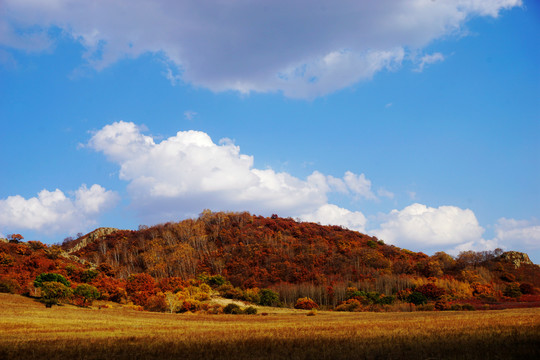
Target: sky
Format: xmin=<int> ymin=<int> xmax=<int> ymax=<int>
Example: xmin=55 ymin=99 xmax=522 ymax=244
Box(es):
xmin=1 ymin=0 xmax=539 ymax=263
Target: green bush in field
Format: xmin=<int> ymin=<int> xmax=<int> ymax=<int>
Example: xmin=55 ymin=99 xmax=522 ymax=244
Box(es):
xmin=40 ymin=281 xmax=72 ymax=308
xmin=73 ymin=284 xmax=100 ymax=307
xmin=407 ymin=291 xmax=428 ymax=306
xmin=34 ymin=273 xmax=70 ymax=288
xmin=223 ymin=303 xmax=243 ymax=314
xmin=258 ymin=289 xmax=280 ymax=306
xmin=243 ymin=306 xmax=258 ymax=315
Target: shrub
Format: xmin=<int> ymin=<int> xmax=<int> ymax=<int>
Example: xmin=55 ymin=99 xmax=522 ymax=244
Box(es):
xmin=294 ymin=297 xmax=319 ymax=310
xmin=218 ymin=284 xmax=244 ymax=300
xmin=367 ymin=240 xmax=377 ymax=248
xmin=243 ymin=306 xmax=258 ymax=315
xmin=417 ymin=304 xmax=435 ymax=311
xmin=500 ymin=273 xmax=515 ymax=282
xmin=34 ymin=273 xmax=70 ymax=288
xmin=207 ymin=275 xmax=227 ymax=287
xmin=519 ymin=283 xmax=535 ymax=295
xmin=181 ymin=299 xmax=202 ymax=313
xmin=415 ymin=283 xmax=445 ymax=300
xmin=461 ymin=303 xmax=476 ymax=311
xmin=40 ymin=281 xmax=72 ymax=307
xmin=258 ymin=289 xmax=280 ymax=307
xmin=503 ymin=283 xmax=522 ymax=298
xmin=223 ymin=303 xmax=243 ymax=314
xmin=73 ymin=284 xmax=100 ymax=307
xmin=0 ymin=277 xmax=20 ymax=294
xmin=434 ymin=300 xmax=450 ymax=311
xmin=144 ymin=294 xmax=168 ymax=312
xmin=407 ymin=291 xmax=427 ymax=306
xmin=206 ymin=304 xmax=224 ymax=314
xmin=81 ymin=269 xmax=99 ymax=283
xmin=335 ymin=299 xmax=363 ymax=312
xmin=0 ymin=252 xmax=15 ymax=266
xmin=450 ymin=304 xmax=462 ymax=311
xmin=243 ymin=288 xmax=261 ymax=304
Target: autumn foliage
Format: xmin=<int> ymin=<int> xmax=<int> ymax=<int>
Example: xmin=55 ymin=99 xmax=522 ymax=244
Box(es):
xmin=1 ymin=211 xmax=539 ymax=312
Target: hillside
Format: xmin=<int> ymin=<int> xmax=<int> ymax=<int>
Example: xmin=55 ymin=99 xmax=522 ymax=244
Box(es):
xmin=1 ymin=211 xmax=539 ymax=311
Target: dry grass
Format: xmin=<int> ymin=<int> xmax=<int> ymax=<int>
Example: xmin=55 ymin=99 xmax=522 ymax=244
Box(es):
xmin=0 ymin=293 xmax=538 ymax=360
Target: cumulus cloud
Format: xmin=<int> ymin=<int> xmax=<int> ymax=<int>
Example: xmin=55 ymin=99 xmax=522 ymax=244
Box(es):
xmin=300 ymin=204 xmax=367 ymax=233
xmin=371 ymin=203 xmax=485 ymax=251
xmin=414 ymin=52 xmax=445 ymax=72
xmin=344 ymin=171 xmax=376 ymax=200
xmin=495 ymin=218 xmax=540 ymax=250
xmin=0 ymin=184 xmax=119 ymax=235
xmin=87 ymin=121 xmax=380 ymax=224
xmin=0 ymin=0 xmax=521 ymax=98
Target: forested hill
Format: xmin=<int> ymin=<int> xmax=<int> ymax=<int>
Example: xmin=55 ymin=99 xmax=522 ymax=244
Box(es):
xmin=64 ymin=211 xmax=539 ymax=289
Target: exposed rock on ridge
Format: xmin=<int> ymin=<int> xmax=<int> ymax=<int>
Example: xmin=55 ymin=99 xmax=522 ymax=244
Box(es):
xmin=67 ymin=227 xmax=119 ymax=254
xmin=500 ymin=251 xmax=534 ymax=268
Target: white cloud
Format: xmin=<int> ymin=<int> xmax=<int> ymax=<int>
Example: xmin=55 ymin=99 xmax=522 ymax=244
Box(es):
xmin=450 ymin=238 xmax=503 ymax=255
xmin=300 ymin=204 xmax=367 ymax=233
xmin=371 ymin=203 xmax=485 ymax=250
xmin=344 ymin=171 xmax=376 ymax=200
xmin=495 ymin=218 xmax=540 ymax=250
xmin=184 ymin=111 xmax=197 ymax=121
xmin=0 ymin=184 xmax=118 ymax=235
xmin=377 ymin=188 xmax=395 ymax=199
xmin=414 ymin=52 xmax=445 ymax=72
xmin=0 ymin=0 xmax=521 ymax=98
xmin=88 ymin=121 xmax=382 ymax=224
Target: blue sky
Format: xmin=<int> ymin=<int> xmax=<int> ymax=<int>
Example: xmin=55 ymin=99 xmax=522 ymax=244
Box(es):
xmin=1 ymin=0 xmax=539 ymax=262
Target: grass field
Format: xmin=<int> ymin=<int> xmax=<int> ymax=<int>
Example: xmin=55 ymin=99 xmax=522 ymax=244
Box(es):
xmin=0 ymin=293 xmax=538 ymax=360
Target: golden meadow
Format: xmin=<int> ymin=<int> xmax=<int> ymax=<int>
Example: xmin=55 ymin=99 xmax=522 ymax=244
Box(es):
xmin=1 ymin=293 xmax=539 ymax=359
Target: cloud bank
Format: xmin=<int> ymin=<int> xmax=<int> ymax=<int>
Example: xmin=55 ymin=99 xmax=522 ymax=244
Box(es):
xmin=87 ymin=121 xmax=379 ymax=224
xmin=1 ymin=0 xmax=521 ymax=98
xmin=371 ymin=203 xmax=486 ymax=251
xmin=0 ymin=184 xmax=118 ymax=235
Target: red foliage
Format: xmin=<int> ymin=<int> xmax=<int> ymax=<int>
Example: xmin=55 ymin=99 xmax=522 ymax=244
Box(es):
xmin=294 ymin=297 xmax=319 ymax=310
xmin=126 ymin=273 xmax=156 ymax=306
xmin=415 ymin=283 xmax=445 ymax=300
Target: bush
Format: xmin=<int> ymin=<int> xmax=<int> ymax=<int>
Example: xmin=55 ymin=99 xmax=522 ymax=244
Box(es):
xmin=258 ymin=289 xmax=280 ymax=307
xmin=294 ymin=297 xmax=319 ymax=310
xmin=223 ymin=303 xmax=243 ymax=314
xmin=181 ymin=299 xmax=202 ymax=313
xmin=519 ymin=283 xmax=535 ymax=295
xmin=407 ymin=291 xmax=427 ymax=306
xmin=335 ymin=299 xmax=363 ymax=312
xmin=81 ymin=269 xmax=99 ymax=283
xmin=218 ymin=284 xmax=244 ymax=300
xmin=415 ymin=283 xmax=445 ymax=300
xmin=417 ymin=304 xmax=435 ymax=311
xmin=243 ymin=288 xmax=261 ymax=304
xmin=243 ymin=306 xmax=258 ymax=315
xmin=503 ymin=283 xmax=522 ymax=298
xmin=207 ymin=275 xmax=226 ymax=287
xmin=461 ymin=303 xmax=476 ymax=311
xmin=0 ymin=277 xmax=20 ymax=294
xmin=41 ymin=281 xmax=72 ymax=307
xmin=434 ymin=300 xmax=450 ymax=311
xmin=206 ymin=304 xmax=224 ymax=314
xmin=73 ymin=284 xmax=100 ymax=307
xmin=34 ymin=273 xmax=70 ymax=288
xmin=144 ymin=294 xmax=169 ymax=312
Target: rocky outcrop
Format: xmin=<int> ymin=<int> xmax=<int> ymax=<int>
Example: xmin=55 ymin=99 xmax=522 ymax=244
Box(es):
xmin=67 ymin=227 xmax=119 ymax=254
xmin=500 ymin=251 xmax=534 ymax=268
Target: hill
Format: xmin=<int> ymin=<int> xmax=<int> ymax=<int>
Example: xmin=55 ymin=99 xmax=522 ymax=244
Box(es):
xmin=1 ymin=211 xmax=539 ymax=311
